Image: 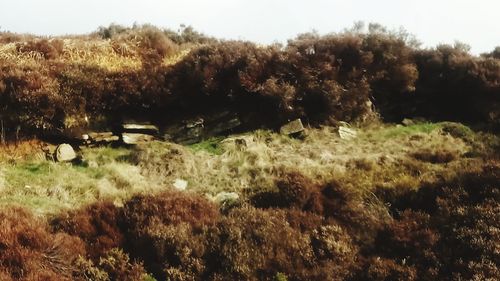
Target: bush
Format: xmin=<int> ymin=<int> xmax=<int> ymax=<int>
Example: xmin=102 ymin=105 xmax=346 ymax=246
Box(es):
xmin=367 ymin=161 xmax=500 ymax=280
xmin=16 ymin=39 xmax=64 ymax=60
xmin=122 ymin=191 xmax=219 ymax=279
xmin=208 ymin=207 xmax=357 ymax=281
xmin=0 ymin=207 xmax=85 ymax=280
xmin=253 ymin=173 xmax=387 ymax=244
xmin=51 ymin=201 xmax=125 ymax=260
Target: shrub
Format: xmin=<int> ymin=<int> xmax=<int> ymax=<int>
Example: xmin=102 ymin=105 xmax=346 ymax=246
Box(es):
xmin=122 ymin=191 xmax=219 ymax=279
xmin=367 ymin=161 xmax=500 ymax=280
xmin=16 ymin=39 xmax=64 ymax=60
xmin=51 ymin=201 xmax=125 ymax=260
xmin=207 ymin=207 xmax=357 ymax=281
xmin=253 ymin=173 xmax=387 ymax=244
xmin=0 ymin=207 xmax=85 ymax=280
xmin=97 ymin=249 xmax=147 ymax=281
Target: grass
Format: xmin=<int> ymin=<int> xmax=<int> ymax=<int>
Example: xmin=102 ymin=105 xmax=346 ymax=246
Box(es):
xmin=368 ymin=122 xmax=442 ymax=139
xmin=187 ymin=137 xmax=224 ymax=155
xmin=0 ymin=145 xmax=155 ymax=216
xmin=0 ymin=122 xmax=497 ymax=281
xmin=0 ymin=122 xmax=494 ymax=216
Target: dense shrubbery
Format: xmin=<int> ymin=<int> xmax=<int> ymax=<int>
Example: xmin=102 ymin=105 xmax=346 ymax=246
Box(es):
xmin=0 ymin=207 xmax=85 ymax=280
xmin=1 ymin=24 xmax=498 ymax=139
xmin=1 ymin=160 xmax=497 ymax=280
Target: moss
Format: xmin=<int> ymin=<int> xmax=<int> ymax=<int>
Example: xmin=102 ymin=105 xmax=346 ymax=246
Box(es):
xmin=375 ymin=123 xmax=442 ymax=139
xmin=187 ymin=137 xmax=224 ymax=155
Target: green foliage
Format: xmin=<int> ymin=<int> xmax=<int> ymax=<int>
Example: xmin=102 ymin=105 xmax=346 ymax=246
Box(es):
xmin=188 ymin=137 xmax=224 ymax=155
xmin=275 ymin=272 xmax=288 ymax=281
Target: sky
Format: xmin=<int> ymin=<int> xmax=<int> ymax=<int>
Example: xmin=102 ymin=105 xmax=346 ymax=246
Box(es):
xmin=0 ymin=0 xmax=498 ymax=54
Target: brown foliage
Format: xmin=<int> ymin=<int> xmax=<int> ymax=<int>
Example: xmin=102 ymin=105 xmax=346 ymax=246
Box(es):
xmin=367 ymin=161 xmax=500 ymax=280
xmin=0 ymin=207 xmax=85 ymax=280
xmin=2 ymin=25 xmax=498 ymax=136
xmin=253 ymin=172 xmax=387 ymax=244
xmin=16 ymin=39 xmax=64 ymax=60
xmin=207 ymin=207 xmax=358 ymax=281
xmin=51 ymin=201 xmax=125 ymax=260
xmin=122 ymin=191 xmax=219 ymax=279
xmin=411 ymin=148 xmax=457 ymax=163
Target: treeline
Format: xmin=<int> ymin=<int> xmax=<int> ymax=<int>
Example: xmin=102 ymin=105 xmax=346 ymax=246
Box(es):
xmin=0 ymin=24 xmax=498 ymax=137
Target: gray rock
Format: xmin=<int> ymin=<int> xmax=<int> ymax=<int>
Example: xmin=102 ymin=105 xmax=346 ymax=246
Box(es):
xmin=122 ymin=133 xmax=155 ymax=145
xmin=122 ymin=123 xmax=159 ymax=135
xmin=280 ymin=119 xmax=305 ymax=136
xmin=88 ymin=132 xmax=120 ymax=143
xmin=205 ymin=117 xmax=242 ymax=136
xmin=173 ymin=179 xmax=188 ymax=191
xmin=123 ymin=123 xmax=159 ymax=131
xmin=214 ymin=192 xmax=240 ymax=207
xmin=401 ymin=118 xmax=415 ymax=126
xmin=55 ymin=144 xmax=77 ymax=162
xmin=163 ymin=113 xmax=242 ymax=145
xmin=338 ymin=126 xmax=357 ymax=140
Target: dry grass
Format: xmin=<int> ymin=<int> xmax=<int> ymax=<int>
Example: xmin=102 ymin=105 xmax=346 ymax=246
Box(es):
xmin=0 ymin=122 xmax=490 ymax=217
xmin=134 ymin=122 xmax=474 ymax=198
xmin=0 ymin=146 xmax=162 ymax=216
xmin=0 ymin=37 xmax=192 ymax=72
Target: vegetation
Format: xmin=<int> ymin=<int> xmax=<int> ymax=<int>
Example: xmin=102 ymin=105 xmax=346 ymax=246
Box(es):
xmin=0 ymin=23 xmax=498 ymax=280
xmin=0 ymin=23 xmax=498 ymax=139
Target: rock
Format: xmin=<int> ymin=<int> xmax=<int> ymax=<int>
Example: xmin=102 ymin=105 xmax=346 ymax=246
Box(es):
xmin=338 ymin=126 xmax=357 ymax=140
xmin=204 ymin=116 xmax=242 ymax=136
xmin=214 ymin=192 xmax=239 ymax=203
xmin=221 ymin=135 xmax=255 ymax=151
xmin=88 ymin=132 xmax=120 ymax=143
xmin=173 ymin=179 xmax=188 ymax=191
xmin=123 ymin=123 xmax=159 ymax=131
xmin=122 ymin=123 xmax=159 ymax=134
xmin=401 ymin=118 xmax=415 ymax=126
xmin=280 ymin=119 xmax=305 ymax=136
xmin=213 ymin=192 xmax=240 ymax=209
xmin=163 ymin=112 xmax=242 ymax=145
xmin=185 ymin=118 xmax=204 ymax=129
xmin=122 ymin=133 xmax=155 ymax=145
xmin=55 ymin=143 xmax=77 ymax=162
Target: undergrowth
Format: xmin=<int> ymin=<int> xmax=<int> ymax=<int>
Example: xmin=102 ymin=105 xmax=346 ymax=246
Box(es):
xmin=0 ymin=122 xmax=497 ymax=280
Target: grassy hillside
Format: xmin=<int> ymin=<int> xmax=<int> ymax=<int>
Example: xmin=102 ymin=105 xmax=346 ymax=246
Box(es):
xmin=0 ymin=24 xmax=499 ymax=281
xmin=0 ymin=121 xmax=498 ymax=280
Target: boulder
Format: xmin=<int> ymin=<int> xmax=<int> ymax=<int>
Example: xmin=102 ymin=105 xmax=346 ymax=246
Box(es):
xmin=401 ymin=118 xmax=415 ymax=126
xmin=163 ymin=112 xmax=242 ymax=145
xmin=214 ymin=192 xmax=240 ymax=204
xmin=338 ymin=126 xmax=357 ymax=140
xmin=122 ymin=133 xmax=155 ymax=145
xmin=88 ymin=132 xmax=120 ymax=143
xmin=173 ymin=179 xmax=188 ymax=191
xmin=213 ymin=192 xmax=240 ymax=209
xmin=122 ymin=123 xmax=159 ymax=134
xmin=55 ymin=144 xmax=77 ymax=162
xmin=280 ymin=119 xmax=305 ymax=136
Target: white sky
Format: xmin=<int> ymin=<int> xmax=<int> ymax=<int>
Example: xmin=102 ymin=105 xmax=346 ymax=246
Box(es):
xmin=0 ymin=0 xmax=498 ymax=54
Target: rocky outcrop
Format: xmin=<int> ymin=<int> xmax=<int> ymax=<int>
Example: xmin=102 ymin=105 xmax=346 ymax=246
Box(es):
xmin=163 ymin=111 xmax=242 ymax=144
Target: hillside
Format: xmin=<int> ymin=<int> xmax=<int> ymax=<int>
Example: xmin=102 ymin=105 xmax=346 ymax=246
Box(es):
xmin=0 ymin=24 xmax=499 ymax=281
